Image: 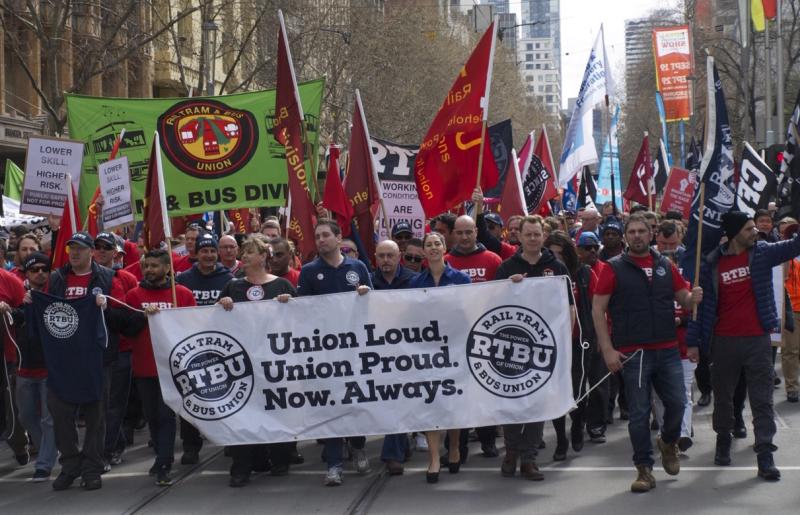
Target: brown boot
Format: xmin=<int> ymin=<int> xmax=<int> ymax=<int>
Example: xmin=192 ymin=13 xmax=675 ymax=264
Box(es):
xmin=520 ymin=461 xmax=544 ymax=481
xmin=501 ymin=450 xmax=518 ymax=477
xmin=631 ymin=464 xmax=656 ymax=493
xmin=657 ymin=437 xmax=680 ymax=476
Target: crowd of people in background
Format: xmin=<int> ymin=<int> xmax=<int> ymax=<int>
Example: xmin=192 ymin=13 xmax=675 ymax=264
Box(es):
xmin=1 ymin=190 xmax=799 ymax=494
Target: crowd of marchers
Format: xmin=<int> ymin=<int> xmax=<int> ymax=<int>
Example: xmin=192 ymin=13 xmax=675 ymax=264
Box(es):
xmin=1 ymin=189 xmax=798 ymax=493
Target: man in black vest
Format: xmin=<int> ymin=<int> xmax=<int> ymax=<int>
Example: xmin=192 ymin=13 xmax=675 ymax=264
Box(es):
xmin=592 ymin=214 xmax=702 ymax=493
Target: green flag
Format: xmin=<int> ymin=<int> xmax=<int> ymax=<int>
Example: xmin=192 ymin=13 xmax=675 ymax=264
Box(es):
xmin=3 ymin=160 xmax=24 ymax=201
xmin=65 ymin=79 xmax=325 ymax=218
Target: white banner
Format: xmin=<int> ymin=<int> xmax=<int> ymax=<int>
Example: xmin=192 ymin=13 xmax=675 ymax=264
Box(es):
xmin=148 ymin=278 xmax=574 ymax=445
xmin=98 ymin=156 xmax=134 ymax=229
xmin=371 ymin=137 xmax=426 ymax=240
xmin=21 ymin=136 xmax=84 ymax=215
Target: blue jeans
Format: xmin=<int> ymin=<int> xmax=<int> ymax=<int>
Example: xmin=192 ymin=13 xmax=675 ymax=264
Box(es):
xmin=381 ymin=434 xmax=408 ymax=462
xmin=15 ymin=375 xmax=57 ymax=472
xmin=323 ymin=436 xmax=365 ymax=468
xmin=621 ymin=347 xmax=685 ymax=467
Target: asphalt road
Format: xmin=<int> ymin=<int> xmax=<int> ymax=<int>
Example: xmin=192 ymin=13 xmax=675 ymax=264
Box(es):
xmin=2 ymin=368 xmax=799 ymax=515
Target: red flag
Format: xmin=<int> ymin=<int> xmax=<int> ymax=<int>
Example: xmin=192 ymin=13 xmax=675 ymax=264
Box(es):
xmin=499 ymin=149 xmax=527 ymax=220
xmin=414 ymin=22 xmax=499 ymax=217
xmin=322 ymin=145 xmax=354 ymax=236
xmin=762 ymin=0 xmax=777 ymax=19
xmin=345 ymin=90 xmax=381 ymax=263
xmin=624 ymin=135 xmax=655 ymax=206
xmin=533 ymin=126 xmax=559 ymax=204
xmin=142 ymin=135 xmax=171 ymax=250
xmin=227 ymin=209 xmax=250 ymax=234
xmin=86 ymin=129 xmax=126 ymax=236
xmin=274 ymin=10 xmax=316 ymax=261
xmin=51 ymin=182 xmax=81 ymax=269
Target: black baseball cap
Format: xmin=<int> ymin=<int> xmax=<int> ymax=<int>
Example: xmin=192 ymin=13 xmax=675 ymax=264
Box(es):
xmin=23 ymin=252 xmax=50 ymax=272
xmin=196 ymin=232 xmax=218 ymax=250
xmin=392 ymin=222 xmax=413 ymax=237
xmin=95 ymin=232 xmax=116 ymax=248
xmin=485 ymin=212 xmax=504 ymax=227
xmin=67 ymin=231 xmax=94 ymax=248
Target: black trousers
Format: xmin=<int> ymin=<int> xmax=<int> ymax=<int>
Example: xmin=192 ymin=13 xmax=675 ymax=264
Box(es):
xmin=136 ymin=377 xmax=176 ymax=468
xmin=181 ymin=417 xmax=203 ymax=453
xmin=228 ymin=442 xmax=293 ymax=477
xmin=48 ymin=389 xmax=105 ymax=479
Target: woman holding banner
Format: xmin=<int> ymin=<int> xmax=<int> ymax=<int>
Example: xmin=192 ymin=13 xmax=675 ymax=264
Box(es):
xmin=217 ymin=236 xmax=295 ymax=488
xmin=408 ymin=231 xmax=470 ymax=483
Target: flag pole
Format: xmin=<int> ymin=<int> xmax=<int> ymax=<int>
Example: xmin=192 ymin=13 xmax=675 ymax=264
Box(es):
xmin=154 ymin=131 xmax=177 ymax=307
xmin=692 ymin=182 xmax=706 ymax=320
xmin=65 ymin=173 xmax=77 ymax=234
xmin=605 ymin=97 xmax=617 ymax=215
xmin=474 ymin=18 xmax=499 ymax=220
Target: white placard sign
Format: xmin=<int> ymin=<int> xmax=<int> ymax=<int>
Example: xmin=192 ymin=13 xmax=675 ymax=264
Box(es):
xmin=21 ymin=136 xmax=84 ymax=215
xmin=371 ymin=137 xmax=426 ymax=240
xmin=98 ymin=156 xmax=134 ymax=228
xmin=148 ymin=277 xmax=575 ymax=445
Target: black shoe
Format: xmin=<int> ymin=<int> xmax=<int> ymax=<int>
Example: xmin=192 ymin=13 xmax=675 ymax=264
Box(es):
xmin=619 ymin=408 xmax=629 ymax=421
xmin=426 ymin=471 xmax=439 ymax=484
xmin=15 ymin=450 xmax=30 ymax=466
xmin=678 ymin=436 xmax=693 ymax=452
xmin=481 ymin=443 xmax=499 ymax=458
xmin=538 ymin=440 xmax=546 ymax=450
xmin=570 ymin=423 xmax=584 ymax=452
xmin=787 ymin=392 xmax=799 ymax=403
xmin=290 ymin=450 xmax=305 ymax=464
xmin=587 ymin=428 xmax=606 ymax=444
xmin=733 ymin=421 xmax=747 ymax=439
xmin=650 ymin=418 xmax=660 ymax=431
xmin=448 ymin=461 xmax=461 ymax=474
xmin=149 ymin=461 xmax=160 ymax=475
xmin=81 ymin=477 xmax=102 ymax=490
xmin=52 ymin=473 xmax=77 ymax=491
xmin=714 ymin=434 xmax=732 ymax=466
xmin=697 ymin=392 xmax=712 ymax=407
xmin=270 ymin=463 xmax=290 ymax=476
xmin=757 ymin=452 xmax=781 ymax=481
xmin=155 ymin=468 xmax=173 ymax=487
xmin=774 ymin=376 xmax=781 ymax=388
xmin=229 ymin=474 xmax=250 ymax=487
xmin=181 ymin=450 xmax=199 ymax=465
xmin=553 ymin=442 xmax=568 ymax=461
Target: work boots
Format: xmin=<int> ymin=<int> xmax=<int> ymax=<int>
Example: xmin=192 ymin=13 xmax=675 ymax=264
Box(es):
xmin=630 ymin=464 xmax=656 ymax=493
xmin=657 ymin=437 xmax=680 ymax=475
xmin=520 ymin=461 xmax=544 ymax=481
xmin=501 ymin=450 xmax=518 ymax=477
xmin=757 ymin=452 xmax=781 ymax=481
xmin=714 ymin=433 xmax=732 ymax=466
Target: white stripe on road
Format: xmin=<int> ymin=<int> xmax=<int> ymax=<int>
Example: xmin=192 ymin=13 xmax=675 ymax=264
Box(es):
xmin=2 ymin=465 xmax=799 ymax=482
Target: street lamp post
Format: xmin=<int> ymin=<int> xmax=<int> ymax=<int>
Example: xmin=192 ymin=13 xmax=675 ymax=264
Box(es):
xmin=203 ymin=20 xmax=219 ymax=96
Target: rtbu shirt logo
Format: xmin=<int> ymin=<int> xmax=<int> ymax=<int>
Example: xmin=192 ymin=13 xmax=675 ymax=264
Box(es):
xmin=170 ymin=331 xmax=254 ymax=420
xmin=466 ymin=306 xmax=557 ymax=398
xmin=721 ymin=266 xmax=750 ymax=284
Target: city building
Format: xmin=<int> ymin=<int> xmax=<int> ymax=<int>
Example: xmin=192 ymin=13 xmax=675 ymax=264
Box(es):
xmin=517 ymin=0 xmax=562 ymax=116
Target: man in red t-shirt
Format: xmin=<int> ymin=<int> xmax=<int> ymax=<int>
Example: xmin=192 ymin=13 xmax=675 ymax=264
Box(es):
xmin=445 ymin=216 xmax=502 ymax=284
xmin=592 ymin=214 xmax=702 ymax=493
xmin=125 ymin=248 xmax=196 ymax=486
xmin=688 ymin=211 xmax=800 ymax=481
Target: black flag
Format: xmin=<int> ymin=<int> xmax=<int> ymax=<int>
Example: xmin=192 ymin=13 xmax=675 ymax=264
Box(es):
xmin=578 ymin=166 xmax=597 ymax=209
xmin=777 ymin=89 xmax=800 ymax=219
xmin=735 ymin=142 xmax=777 ymax=216
xmin=653 ymin=138 xmax=670 ymax=195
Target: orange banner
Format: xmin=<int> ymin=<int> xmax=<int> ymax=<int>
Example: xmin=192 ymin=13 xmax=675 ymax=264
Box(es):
xmin=652 ymin=26 xmax=693 ymax=122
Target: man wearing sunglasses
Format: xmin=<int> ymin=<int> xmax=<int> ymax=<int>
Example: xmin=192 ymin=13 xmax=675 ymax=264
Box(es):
xmin=402 ymin=239 xmax=425 ymax=273
xmin=391 ymin=222 xmax=414 ymax=253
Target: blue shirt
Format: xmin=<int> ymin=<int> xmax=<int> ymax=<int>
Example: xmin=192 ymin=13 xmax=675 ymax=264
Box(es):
xmin=370 ymin=265 xmax=418 ymax=290
xmin=408 ymin=264 xmax=471 ymax=288
xmin=297 ymin=256 xmax=373 ymax=296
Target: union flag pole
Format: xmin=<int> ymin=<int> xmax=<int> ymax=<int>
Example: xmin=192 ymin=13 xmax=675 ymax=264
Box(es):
xmin=474 ymin=17 xmax=500 ymax=218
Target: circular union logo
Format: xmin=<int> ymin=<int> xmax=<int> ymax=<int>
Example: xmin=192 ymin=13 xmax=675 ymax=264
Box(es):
xmin=345 ymin=270 xmax=360 ymax=286
xmin=170 ymin=331 xmax=254 ymax=420
xmin=466 ymin=306 xmax=557 ymax=398
xmin=43 ymin=302 xmax=79 ymax=339
xmin=246 ymin=285 xmax=264 ymax=301
xmin=158 ymin=99 xmax=259 ymax=179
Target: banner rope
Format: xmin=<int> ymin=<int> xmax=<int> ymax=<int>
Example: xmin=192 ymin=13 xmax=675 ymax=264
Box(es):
xmin=1 ymin=312 xmax=21 ymax=440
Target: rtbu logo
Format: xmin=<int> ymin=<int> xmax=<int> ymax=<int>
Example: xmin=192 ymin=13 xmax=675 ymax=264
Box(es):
xmin=466 ymin=306 xmax=557 ymax=398
xmin=170 ymin=331 xmax=254 ymax=420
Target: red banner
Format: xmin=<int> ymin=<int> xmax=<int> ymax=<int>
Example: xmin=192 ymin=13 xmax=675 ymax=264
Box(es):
xmin=322 ymin=145 xmax=353 ymax=236
xmin=274 ymin=11 xmax=316 ymax=261
xmin=142 ymin=140 xmax=167 ymax=250
xmin=344 ymin=91 xmax=381 ymax=263
xmin=227 ymin=209 xmax=250 ymax=234
xmin=652 ymin=26 xmax=693 ymax=122
xmin=533 ymin=127 xmax=558 ymax=205
xmin=624 ymin=136 xmax=654 ymax=206
xmin=414 ymin=22 xmax=499 ymax=217
xmin=659 ymin=167 xmax=696 ymax=219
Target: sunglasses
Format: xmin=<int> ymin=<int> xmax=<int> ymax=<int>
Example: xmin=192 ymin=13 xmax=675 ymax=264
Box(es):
xmin=580 ymin=245 xmax=599 ymax=251
xmin=94 ymin=243 xmax=114 ymax=251
xmin=404 ymin=254 xmax=424 ymax=263
xmin=29 ymin=266 xmax=50 ymax=273
xmin=340 ymin=247 xmax=355 ymax=254
xmin=393 ymin=233 xmax=412 ymax=240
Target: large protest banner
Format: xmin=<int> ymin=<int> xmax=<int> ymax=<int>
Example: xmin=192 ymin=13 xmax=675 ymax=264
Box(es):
xmin=148 ymin=278 xmax=574 ymax=444
xmin=65 ymin=80 xmax=324 ymax=218
xmin=652 ymin=26 xmax=692 ymax=121
xmin=371 ymin=137 xmax=425 ymax=240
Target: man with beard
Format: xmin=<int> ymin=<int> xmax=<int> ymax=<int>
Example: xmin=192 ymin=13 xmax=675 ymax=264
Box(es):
xmin=402 ymin=238 xmax=425 ymax=273
xmin=593 ymin=214 xmax=702 ymax=493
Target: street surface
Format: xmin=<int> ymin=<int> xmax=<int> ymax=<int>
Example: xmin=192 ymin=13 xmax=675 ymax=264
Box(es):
xmin=1 ymin=365 xmax=799 ymax=515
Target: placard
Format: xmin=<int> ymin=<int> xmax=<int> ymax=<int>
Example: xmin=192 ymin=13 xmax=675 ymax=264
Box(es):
xmin=21 ymin=136 xmax=84 ymax=215
xmin=98 ymin=156 xmax=134 ymax=229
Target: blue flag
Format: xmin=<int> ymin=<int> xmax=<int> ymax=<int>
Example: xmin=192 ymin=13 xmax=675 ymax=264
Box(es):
xmin=563 ymin=175 xmax=578 ymax=212
xmin=27 ymin=291 xmax=107 ymax=403
xmin=596 ymin=106 xmax=622 ymax=207
xmin=680 ymin=58 xmax=736 ymax=282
